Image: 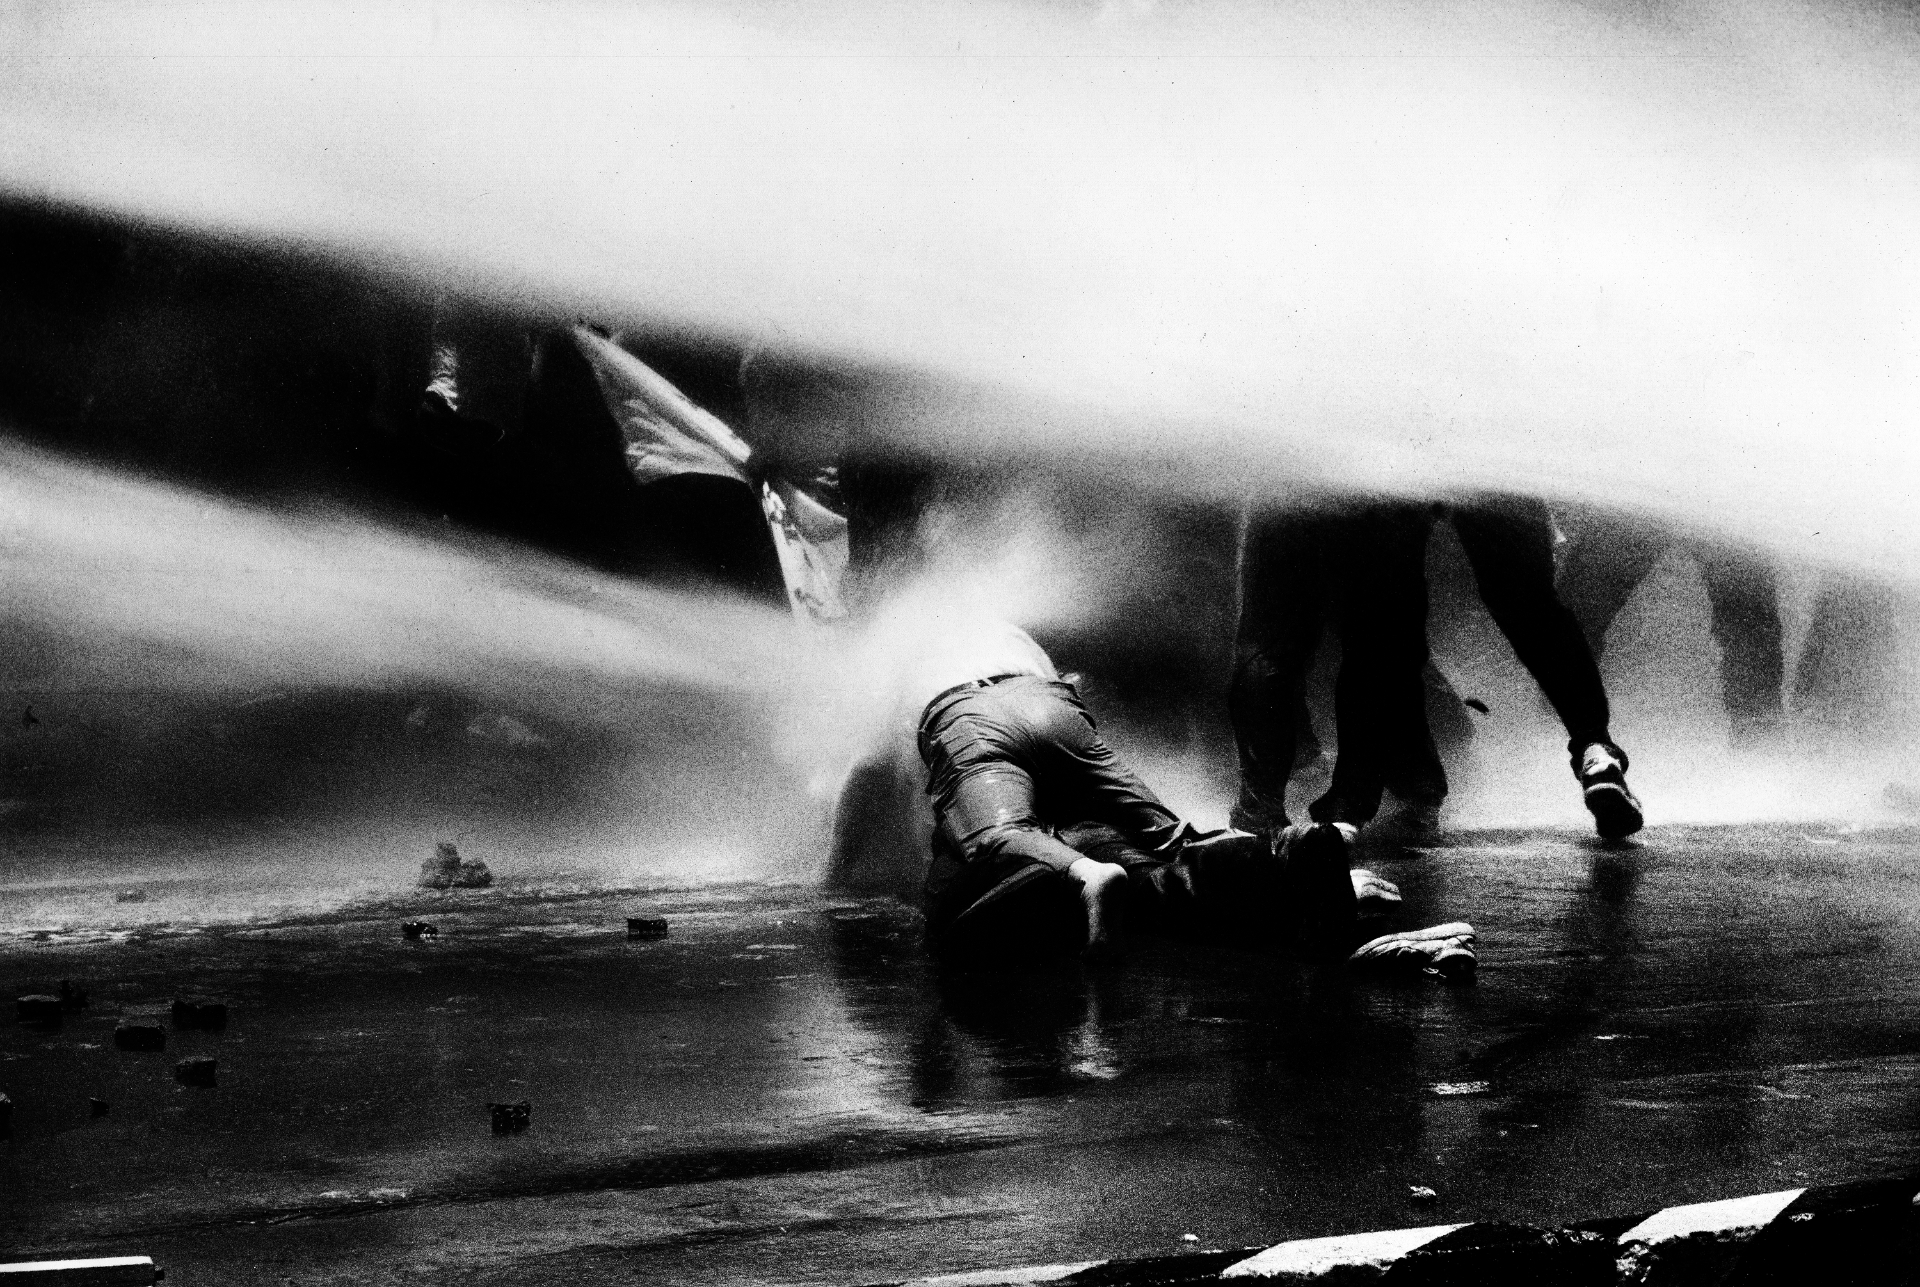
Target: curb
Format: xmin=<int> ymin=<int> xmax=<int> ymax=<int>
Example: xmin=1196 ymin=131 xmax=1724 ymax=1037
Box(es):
xmin=866 ymin=1172 xmax=1919 ymax=1286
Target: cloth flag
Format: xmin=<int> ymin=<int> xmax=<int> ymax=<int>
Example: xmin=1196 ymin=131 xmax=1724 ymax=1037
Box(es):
xmin=572 ymin=325 xmax=849 ymax=627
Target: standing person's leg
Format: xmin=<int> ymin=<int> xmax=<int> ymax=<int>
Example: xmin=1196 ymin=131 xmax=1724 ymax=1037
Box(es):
xmin=1693 ymin=541 xmax=1785 ymax=744
xmin=1451 ymin=495 xmax=1613 ymax=750
xmin=1312 ymin=504 xmax=1436 ymax=828
xmin=1556 ymin=510 xmax=1667 ymax=661
xmin=1383 ymin=662 xmax=1461 ymax=826
xmin=1229 ymin=507 xmax=1333 ymax=833
xmin=1451 ymin=494 xmax=1642 ymax=838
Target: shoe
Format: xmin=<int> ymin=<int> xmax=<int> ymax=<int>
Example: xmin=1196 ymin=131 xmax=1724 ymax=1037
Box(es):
xmin=1279 ymin=823 xmax=1358 ymax=960
xmin=1349 ymin=922 xmax=1476 ymax=981
xmin=1576 ymin=742 xmax=1644 ymax=840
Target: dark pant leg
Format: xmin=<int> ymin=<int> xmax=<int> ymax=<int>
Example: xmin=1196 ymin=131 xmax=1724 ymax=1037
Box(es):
xmin=1025 ymin=684 xmax=1191 ymax=857
xmin=1556 ymin=514 xmax=1666 ymax=661
xmin=1230 ymin=509 xmax=1333 ymax=828
xmin=1390 ymin=661 xmax=1463 ymax=805
xmin=1452 ymin=495 xmax=1613 ymax=754
xmin=919 ymin=691 xmax=1100 ymax=877
xmin=1310 ymin=504 xmax=1435 ymax=826
xmin=1694 ymin=541 xmax=1784 ymax=739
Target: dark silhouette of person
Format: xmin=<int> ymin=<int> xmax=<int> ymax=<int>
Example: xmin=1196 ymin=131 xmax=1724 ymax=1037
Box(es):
xmin=1231 ymin=493 xmax=1643 ymax=844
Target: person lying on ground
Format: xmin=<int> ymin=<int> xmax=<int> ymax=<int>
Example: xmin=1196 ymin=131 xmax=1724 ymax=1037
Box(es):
xmin=939 ymin=815 xmax=1476 ymax=979
xmin=911 ymin=620 xmax=1376 ymax=960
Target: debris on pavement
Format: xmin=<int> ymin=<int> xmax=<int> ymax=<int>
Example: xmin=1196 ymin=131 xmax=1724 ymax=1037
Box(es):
xmin=488 ymin=1101 xmax=531 ymax=1134
xmin=113 ymin=1021 xmax=166 ymax=1052
xmin=419 ymin=842 xmax=492 ymax=890
xmin=171 ymin=998 xmax=227 ymax=1030
xmin=15 ymin=995 xmax=62 ymax=1025
xmin=174 ymin=1057 xmax=217 ymax=1087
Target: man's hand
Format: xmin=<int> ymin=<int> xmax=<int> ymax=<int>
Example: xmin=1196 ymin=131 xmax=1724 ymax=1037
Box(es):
xmin=1066 ymin=857 xmax=1129 ymax=957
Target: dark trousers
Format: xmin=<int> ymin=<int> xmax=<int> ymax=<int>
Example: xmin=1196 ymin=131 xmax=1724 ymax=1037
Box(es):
xmin=1449 ymin=495 xmax=1613 ymax=756
xmin=1231 ymin=502 xmax=1438 ymax=828
xmin=919 ymin=676 xmax=1190 ymax=935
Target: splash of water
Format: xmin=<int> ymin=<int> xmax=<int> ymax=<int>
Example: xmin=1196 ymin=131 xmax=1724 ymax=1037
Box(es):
xmin=4 ymin=0 xmax=1920 ymax=919
xmin=0 ymin=437 xmax=833 ymax=914
xmin=2 ymin=0 xmax=1915 ymax=573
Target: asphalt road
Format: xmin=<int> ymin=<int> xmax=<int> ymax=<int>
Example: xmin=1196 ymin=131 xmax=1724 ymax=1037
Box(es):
xmin=3 ymin=822 xmax=1918 ymax=1285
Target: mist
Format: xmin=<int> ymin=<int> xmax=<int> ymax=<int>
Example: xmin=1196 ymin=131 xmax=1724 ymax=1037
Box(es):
xmin=3 ymin=0 xmax=1918 ymax=925
xmin=2 ymin=0 xmax=1914 ymax=571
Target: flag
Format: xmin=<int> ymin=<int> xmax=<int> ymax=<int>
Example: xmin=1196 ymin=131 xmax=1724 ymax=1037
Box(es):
xmin=574 ymin=325 xmax=849 ymax=626
xmin=571 ymin=325 xmax=753 ymax=486
xmin=761 ymin=478 xmax=851 ymax=627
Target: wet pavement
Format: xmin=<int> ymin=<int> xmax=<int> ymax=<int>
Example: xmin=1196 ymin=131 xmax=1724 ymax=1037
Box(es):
xmin=3 ymin=823 xmax=1919 ymax=1285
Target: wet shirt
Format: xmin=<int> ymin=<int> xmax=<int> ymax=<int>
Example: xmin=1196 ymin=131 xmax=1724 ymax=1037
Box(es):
xmin=905 ymin=620 xmax=1058 ymax=714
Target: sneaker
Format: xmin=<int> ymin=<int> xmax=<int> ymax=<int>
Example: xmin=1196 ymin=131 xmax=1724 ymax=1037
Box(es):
xmin=1349 ymin=922 xmax=1477 ymax=980
xmin=1278 ymin=823 xmax=1359 ymax=960
xmin=1576 ymin=742 xmax=1644 ymax=840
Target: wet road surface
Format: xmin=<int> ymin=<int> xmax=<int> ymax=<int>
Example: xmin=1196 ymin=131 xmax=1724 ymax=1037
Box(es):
xmin=3 ymin=823 xmax=1918 ymax=1284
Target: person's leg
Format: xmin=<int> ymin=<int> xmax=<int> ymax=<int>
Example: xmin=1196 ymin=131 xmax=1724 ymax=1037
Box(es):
xmin=1694 ymin=540 xmax=1785 ymax=743
xmin=1451 ymin=495 xmax=1614 ymax=751
xmin=1057 ymin=821 xmax=1195 ymax=939
xmin=1229 ymin=508 xmax=1332 ymax=832
xmin=1556 ymin=511 xmax=1666 ymax=661
xmin=1381 ymin=661 xmax=1459 ymax=824
xmin=1312 ymin=504 xmax=1436 ymax=827
xmin=920 ymin=691 xmax=1130 ymax=951
xmin=1022 ymin=681 xmax=1193 ymax=857
xmin=1452 ymin=494 xmax=1642 ymax=838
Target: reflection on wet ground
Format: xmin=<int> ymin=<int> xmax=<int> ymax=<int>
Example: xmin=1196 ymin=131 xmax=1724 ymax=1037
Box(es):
xmin=2 ymin=823 xmax=1918 ymax=1284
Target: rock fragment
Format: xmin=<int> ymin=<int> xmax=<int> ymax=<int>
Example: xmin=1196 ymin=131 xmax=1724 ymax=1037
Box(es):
xmin=174 ymin=1056 xmax=218 ymax=1087
xmin=419 ymin=841 xmax=492 ymax=890
xmin=114 ymin=1021 xmax=166 ymax=1052
xmin=15 ymin=994 xmax=61 ymax=1025
xmin=171 ymin=998 xmax=228 ymax=1030
xmin=488 ymin=1101 xmax=531 ymax=1134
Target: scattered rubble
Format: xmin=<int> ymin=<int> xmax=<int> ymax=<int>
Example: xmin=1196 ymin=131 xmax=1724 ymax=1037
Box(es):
xmin=171 ymin=998 xmax=228 ymax=1030
xmin=114 ymin=1021 xmax=166 ymax=1052
xmin=487 ymin=1101 xmax=531 ymax=1134
xmin=402 ymin=921 xmax=439 ymax=941
xmin=419 ymin=842 xmax=492 ymax=890
xmin=15 ymin=995 xmax=62 ymax=1025
xmin=174 ymin=1057 xmax=218 ymax=1088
